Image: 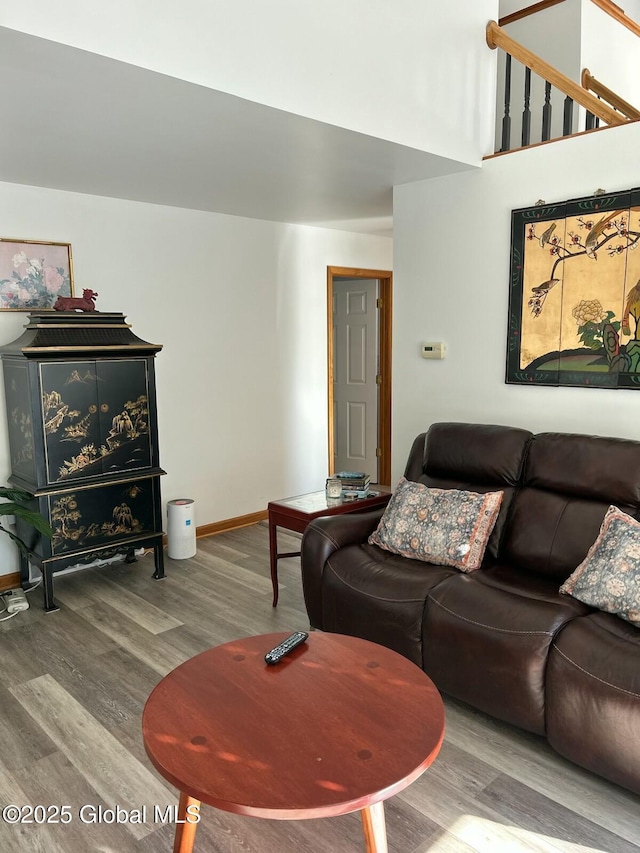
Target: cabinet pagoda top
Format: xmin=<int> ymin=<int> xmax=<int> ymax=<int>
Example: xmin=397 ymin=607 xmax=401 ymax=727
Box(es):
xmin=0 ymin=311 xmax=162 ymax=359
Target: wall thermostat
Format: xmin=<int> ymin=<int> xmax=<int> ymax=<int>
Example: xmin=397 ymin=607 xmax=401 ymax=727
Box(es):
xmin=421 ymin=342 xmax=446 ymax=359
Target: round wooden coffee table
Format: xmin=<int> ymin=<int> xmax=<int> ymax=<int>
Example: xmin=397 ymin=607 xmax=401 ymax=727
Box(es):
xmin=142 ymin=632 xmax=445 ymax=852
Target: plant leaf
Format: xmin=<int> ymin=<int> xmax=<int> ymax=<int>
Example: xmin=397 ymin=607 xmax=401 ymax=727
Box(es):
xmin=0 ymin=487 xmax=35 ymax=502
xmin=0 ymin=496 xmax=53 ymax=538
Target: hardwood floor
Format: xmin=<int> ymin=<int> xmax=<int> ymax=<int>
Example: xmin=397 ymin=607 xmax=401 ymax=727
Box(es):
xmin=0 ymin=521 xmax=638 ymax=852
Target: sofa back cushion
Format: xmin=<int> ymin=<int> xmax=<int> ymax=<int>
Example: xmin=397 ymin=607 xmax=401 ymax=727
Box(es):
xmin=500 ymin=432 xmax=640 ymax=582
xmin=404 ymin=422 xmax=532 ymax=560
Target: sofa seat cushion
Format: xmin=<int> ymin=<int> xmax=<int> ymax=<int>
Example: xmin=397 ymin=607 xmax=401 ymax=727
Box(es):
xmin=473 ymin=564 xmax=593 ymax=609
xmin=546 ymin=612 xmax=640 ymax=794
xmin=423 ymin=568 xmax=589 ymax=734
xmin=321 ymin=543 xmax=457 ymax=665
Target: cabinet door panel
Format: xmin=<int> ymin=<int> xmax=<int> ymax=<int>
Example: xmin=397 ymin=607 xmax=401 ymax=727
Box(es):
xmin=48 ymin=479 xmax=156 ymax=556
xmin=41 ymin=358 xmax=153 ymax=484
xmin=96 ymin=360 xmax=153 ymax=476
xmin=40 ymin=361 xmax=101 ymax=483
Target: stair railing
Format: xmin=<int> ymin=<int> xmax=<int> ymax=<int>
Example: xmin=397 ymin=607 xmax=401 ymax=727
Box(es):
xmin=499 ymin=0 xmax=567 ymax=27
xmin=499 ymin=0 xmax=640 ymax=39
xmin=487 ymin=20 xmax=628 ymax=153
xmin=581 ymin=68 xmax=640 ymax=124
xmin=589 ymin=0 xmax=640 ymax=38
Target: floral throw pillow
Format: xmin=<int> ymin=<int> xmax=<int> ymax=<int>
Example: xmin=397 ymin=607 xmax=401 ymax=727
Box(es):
xmin=560 ymin=505 xmax=640 ymax=625
xmin=368 ymin=478 xmax=504 ymax=572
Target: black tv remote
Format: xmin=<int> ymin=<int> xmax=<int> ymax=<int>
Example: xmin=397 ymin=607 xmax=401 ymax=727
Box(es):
xmin=264 ymin=631 xmax=309 ymax=665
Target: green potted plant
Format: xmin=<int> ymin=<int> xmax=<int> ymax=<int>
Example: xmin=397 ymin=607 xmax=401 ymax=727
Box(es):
xmin=0 ymin=486 xmax=53 ymax=558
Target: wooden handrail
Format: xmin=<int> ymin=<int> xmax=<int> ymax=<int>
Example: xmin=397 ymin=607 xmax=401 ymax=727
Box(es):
xmin=582 ymin=68 xmax=640 ymax=121
xmin=589 ymin=0 xmax=640 ymax=38
xmin=499 ymin=0 xmax=566 ymax=27
xmin=499 ymin=0 xmax=640 ymax=38
xmin=486 ymin=21 xmax=627 ymax=127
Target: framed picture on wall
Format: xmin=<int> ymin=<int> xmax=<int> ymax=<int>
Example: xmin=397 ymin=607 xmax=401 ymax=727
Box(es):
xmin=0 ymin=238 xmax=74 ymax=311
xmin=505 ymin=187 xmax=640 ymax=389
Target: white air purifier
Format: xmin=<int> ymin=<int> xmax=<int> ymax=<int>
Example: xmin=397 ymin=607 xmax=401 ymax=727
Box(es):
xmin=167 ymin=498 xmax=197 ymax=559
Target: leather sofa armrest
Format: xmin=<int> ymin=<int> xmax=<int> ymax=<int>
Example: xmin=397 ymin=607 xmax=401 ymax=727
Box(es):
xmin=301 ymin=508 xmax=384 ymax=629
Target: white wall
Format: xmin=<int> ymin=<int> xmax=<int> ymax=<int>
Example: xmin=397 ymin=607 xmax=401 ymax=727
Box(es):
xmin=0 ymin=182 xmax=391 ymax=576
xmin=623 ymin=0 xmax=640 ymax=22
xmin=0 ymin=0 xmax=498 ymax=166
xmin=499 ymin=0 xmax=582 ymax=78
xmin=581 ymin=1 xmax=640 ymax=111
xmin=392 ymin=121 xmax=640 ymax=483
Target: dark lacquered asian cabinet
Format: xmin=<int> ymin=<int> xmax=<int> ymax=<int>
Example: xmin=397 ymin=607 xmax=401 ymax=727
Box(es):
xmin=0 ymin=311 xmax=165 ymax=610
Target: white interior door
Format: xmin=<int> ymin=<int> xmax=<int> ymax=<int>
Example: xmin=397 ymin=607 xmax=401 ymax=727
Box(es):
xmin=333 ymin=278 xmax=379 ymax=480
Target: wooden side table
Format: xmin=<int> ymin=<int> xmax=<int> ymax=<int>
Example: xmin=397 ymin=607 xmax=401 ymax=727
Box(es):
xmin=142 ymin=632 xmax=445 ymax=853
xmin=268 ymin=487 xmax=392 ymax=606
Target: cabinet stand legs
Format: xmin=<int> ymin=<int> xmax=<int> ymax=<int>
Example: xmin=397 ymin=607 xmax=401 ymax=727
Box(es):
xmin=152 ymin=541 xmax=165 ymax=580
xmin=36 ymin=539 xmax=166 ymax=611
xmin=42 ymin=564 xmax=59 ymax=613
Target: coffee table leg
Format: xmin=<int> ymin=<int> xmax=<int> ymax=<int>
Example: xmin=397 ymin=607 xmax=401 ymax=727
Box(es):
xmin=361 ymin=801 xmax=388 ymax=852
xmin=269 ymin=515 xmax=279 ymax=607
xmin=173 ymin=792 xmax=201 ymax=853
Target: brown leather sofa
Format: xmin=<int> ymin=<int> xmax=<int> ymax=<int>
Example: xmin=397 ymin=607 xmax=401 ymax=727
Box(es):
xmin=301 ymin=422 xmax=640 ymax=795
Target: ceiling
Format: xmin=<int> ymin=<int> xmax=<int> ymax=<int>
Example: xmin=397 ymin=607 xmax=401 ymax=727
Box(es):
xmin=0 ymin=27 xmax=475 ymax=237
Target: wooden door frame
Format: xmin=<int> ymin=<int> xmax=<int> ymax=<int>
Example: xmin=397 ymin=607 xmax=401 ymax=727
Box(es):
xmin=327 ymin=266 xmax=393 ymax=486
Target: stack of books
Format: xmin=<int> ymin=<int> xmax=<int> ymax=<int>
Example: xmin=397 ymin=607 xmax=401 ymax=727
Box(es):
xmin=335 ymin=471 xmax=371 ymax=499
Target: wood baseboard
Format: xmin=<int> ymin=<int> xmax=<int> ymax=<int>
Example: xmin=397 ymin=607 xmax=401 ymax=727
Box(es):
xmin=197 ymin=510 xmax=268 ymax=539
xmin=0 ymin=571 xmax=20 ymax=592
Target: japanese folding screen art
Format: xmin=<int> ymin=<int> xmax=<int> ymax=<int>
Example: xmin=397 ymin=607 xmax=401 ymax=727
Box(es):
xmin=506 ymin=187 xmax=640 ymax=389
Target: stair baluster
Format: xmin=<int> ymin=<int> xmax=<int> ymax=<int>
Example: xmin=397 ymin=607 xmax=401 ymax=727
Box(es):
xmin=542 ymin=81 xmax=552 ymax=141
xmin=563 ymin=95 xmax=574 ymax=136
xmin=521 ymin=67 xmax=532 ymax=147
xmin=501 ymin=53 xmax=512 ymax=152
